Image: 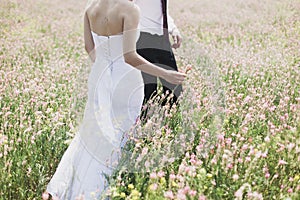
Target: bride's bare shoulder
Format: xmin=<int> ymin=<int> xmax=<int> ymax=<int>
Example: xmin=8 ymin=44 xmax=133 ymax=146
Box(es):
xmin=119 ymin=1 xmax=140 ymax=17
xmin=85 ymin=1 xmax=98 ymax=15
xmin=85 ymin=0 xmax=139 ymax=16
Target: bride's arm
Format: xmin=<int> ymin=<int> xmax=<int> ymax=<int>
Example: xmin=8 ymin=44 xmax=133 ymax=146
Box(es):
xmin=122 ymin=5 xmax=185 ymax=85
xmin=84 ymin=12 xmax=96 ymax=62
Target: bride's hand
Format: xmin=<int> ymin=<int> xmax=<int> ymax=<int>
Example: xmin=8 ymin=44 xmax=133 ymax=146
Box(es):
xmin=162 ymin=70 xmax=186 ymax=85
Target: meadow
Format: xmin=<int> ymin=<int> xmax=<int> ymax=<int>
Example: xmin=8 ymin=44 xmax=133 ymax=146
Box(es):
xmin=0 ymin=0 xmax=299 ymax=199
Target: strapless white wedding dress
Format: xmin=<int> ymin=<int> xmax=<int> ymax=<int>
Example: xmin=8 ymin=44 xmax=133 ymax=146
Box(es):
xmin=46 ymin=32 xmax=144 ymax=199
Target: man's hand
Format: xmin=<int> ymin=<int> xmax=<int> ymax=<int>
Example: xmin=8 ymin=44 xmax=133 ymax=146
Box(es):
xmin=171 ymin=28 xmax=182 ymax=49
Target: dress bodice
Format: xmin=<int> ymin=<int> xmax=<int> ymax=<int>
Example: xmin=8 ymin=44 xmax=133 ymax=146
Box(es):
xmin=91 ymin=31 xmax=124 ymax=62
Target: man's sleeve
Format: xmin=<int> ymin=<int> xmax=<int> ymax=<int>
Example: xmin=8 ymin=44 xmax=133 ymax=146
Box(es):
xmin=168 ymin=15 xmax=177 ymax=33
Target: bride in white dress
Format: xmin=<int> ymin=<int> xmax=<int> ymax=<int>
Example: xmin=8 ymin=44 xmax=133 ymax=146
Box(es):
xmin=46 ymin=0 xmax=185 ymax=199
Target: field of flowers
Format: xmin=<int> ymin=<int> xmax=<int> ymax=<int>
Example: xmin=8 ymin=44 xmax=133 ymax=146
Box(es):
xmin=1 ymin=0 xmax=299 ymax=199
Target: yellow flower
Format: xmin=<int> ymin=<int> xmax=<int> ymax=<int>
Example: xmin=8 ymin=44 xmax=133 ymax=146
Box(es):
xmin=160 ymin=177 xmax=166 ymax=184
xmin=120 ymin=192 xmax=126 ymax=198
xmin=112 ymin=191 xmax=120 ymax=198
xmin=171 ymin=181 xmax=178 ymax=187
xmin=206 ymin=173 xmax=213 ymax=179
xmin=294 ymin=175 xmax=300 ymax=182
xmin=128 ymin=184 xmax=134 ymax=190
xmin=199 ymin=168 xmax=206 ymax=175
xmin=148 ymin=183 xmax=158 ymax=191
xmin=131 ymin=189 xmax=140 ymax=197
xmin=177 ymin=126 xmax=183 ymax=132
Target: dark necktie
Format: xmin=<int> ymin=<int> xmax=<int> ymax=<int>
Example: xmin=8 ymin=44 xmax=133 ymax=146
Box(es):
xmin=161 ymin=0 xmax=169 ymax=39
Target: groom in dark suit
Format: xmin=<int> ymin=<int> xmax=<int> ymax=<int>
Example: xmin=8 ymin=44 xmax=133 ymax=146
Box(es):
xmin=134 ymin=0 xmax=183 ymax=118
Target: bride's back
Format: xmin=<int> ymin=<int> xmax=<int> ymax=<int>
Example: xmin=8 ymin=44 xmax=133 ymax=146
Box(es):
xmin=86 ymin=0 xmax=130 ymax=36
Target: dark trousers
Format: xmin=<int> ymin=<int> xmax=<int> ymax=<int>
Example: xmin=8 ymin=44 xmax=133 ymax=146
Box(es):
xmin=136 ymin=32 xmax=183 ymax=117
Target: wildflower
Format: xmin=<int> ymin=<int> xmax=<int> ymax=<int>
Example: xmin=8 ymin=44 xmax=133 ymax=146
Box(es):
xmin=150 ymin=172 xmax=157 ymax=179
xmin=199 ymin=168 xmax=206 ymax=175
xmin=185 ymin=166 xmax=190 ymax=173
xmin=128 ymin=184 xmax=134 ymax=190
xmin=206 ymin=173 xmax=213 ymax=179
xmin=130 ymin=189 xmax=140 ymax=200
xmin=168 ymin=157 xmax=175 ymax=163
xmin=294 ymin=174 xmax=300 ymax=181
xmin=189 ymin=190 xmax=197 ymax=197
xmin=232 ymin=174 xmax=239 ymax=181
xmin=141 ymin=147 xmax=148 ymax=156
xmin=164 ymin=191 xmax=174 ymax=199
xmin=278 ymin=160 xmax=288 ymax=165
xmin=183 ymin=186 xmax=190 ymax=194
xmin=120 ymin=192 xmax=126 ymax=198
xmin=157 ymin=171 xmax=165 ymax=178
xmin=169 ymin=173 xmax=176 ymax=180
xmin=198 ymin=195 xmax=207 ymax=200
xmin=261 ymin=152 xmax=267 ymax=158
xmin=244 ymin=96 xmax=251 ymax=103
xmin=287 ymin=188 xmax=293 ymax=193
xmin=248 ymin=192 xmax=263 ymax=200
xmin=42 ymin=192 xmax=49 ymax=200
xmin=265 ymin=136 xmax=270 ymax=143
xmin=265 ymin=173 xmax=270 ymax=179
xmin=177 ymin=189 xmax=186 ymax=200
xmin=160 ymin=177 xmax=166 ymax=185
xmin=149 ymin=183 xmax=158 ymax=191
xmin=211 ymin=180 xmax=216 ymax=185
xmin=235 ymin=189 xmax=243 ymax=199
xmin=185 ymin=64 xmax=192 ymax=73
xmin=227 ymin=163 xmax=233 ymax=169
xmin=287 ymin=143 xmax=295 ymax=151
xmin=211 ymin=158 xmax=217 ymax=164
xmin=171 ymin=181 xmax=178 ymax=187
xmin=190 ymin=157 xmax=196 ymax=165
xmin=235 ymin=184 xmax=251 ymax=200
xmin=259 ymin=114 xmax=266 ymax=120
